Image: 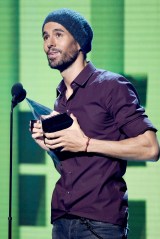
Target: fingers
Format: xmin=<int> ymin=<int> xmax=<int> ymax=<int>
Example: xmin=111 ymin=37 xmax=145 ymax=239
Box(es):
xmin=32 ymin=132 xmax=43 ymax=140
xmin=70 ymin=114 xmax=82 ymax=131
xmin=50 ymin=110 xmax=59 ymax=116
xmin=29 ymin=119 xmax=51 ymax=151
xmin=41 ymin=111 xmax=59 ymax=120
xmin=70 ymin=113 xmax=77 ymax=122
xmin=44 ymin=137 xmax=63 ymax=149
xmin=44 ymin=138 xmax=61 ymax=145
xmin=44 ymin=130 xmax=63 ymax=139
xmin=30 ymin=120 xmax=42 ymax=130
xmin=30 ymin=120 xmax=37 ymax=132
xmin=29 ymin=120 xmax=44 ymax=139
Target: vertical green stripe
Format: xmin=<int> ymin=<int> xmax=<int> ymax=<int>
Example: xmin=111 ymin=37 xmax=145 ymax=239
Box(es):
xmin=91 ymin=0 xmax=124 ymax=73
xmin=0 ymin=1 xmax=19 ymax=238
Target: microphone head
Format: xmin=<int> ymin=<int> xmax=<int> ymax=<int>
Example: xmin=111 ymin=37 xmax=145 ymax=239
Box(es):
xmin=11 ymin=83 xmax=27 ymax=107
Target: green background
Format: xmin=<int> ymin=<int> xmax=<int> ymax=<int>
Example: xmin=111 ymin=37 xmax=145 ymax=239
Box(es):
xmin=0 ymin=0 xmax=160 ymax=238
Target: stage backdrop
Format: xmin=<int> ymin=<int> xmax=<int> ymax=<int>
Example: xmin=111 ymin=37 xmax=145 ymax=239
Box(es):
xmin=0 ymin=1 xmax=160 ymax=239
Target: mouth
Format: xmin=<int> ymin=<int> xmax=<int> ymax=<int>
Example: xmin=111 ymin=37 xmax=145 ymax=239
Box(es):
xmin=47 ymin=50 xmax=60 ymax=59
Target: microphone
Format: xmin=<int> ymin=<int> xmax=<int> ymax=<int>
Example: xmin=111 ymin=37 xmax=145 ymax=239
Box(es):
xmin=11 ymin=83 xmax=27 ymax=108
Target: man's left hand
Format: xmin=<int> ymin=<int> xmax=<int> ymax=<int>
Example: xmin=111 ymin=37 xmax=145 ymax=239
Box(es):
xmin=44 ymin=114 xmax=88 ymax=152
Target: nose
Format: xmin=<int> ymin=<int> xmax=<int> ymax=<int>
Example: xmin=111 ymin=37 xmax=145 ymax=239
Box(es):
xmin=47 ymin=36 xmax=56 ymax=49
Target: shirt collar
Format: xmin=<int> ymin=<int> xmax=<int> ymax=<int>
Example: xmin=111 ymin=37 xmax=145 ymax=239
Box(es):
xmin=57 ymin=62 xmax=96 ymax=95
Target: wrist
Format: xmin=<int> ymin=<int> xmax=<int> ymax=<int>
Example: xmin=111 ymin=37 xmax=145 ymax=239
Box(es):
xmin=84 ymin=137 xmax=91 ymax=152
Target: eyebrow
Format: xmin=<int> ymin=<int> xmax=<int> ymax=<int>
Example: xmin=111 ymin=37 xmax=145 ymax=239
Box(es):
xmin=42 ymin=28 xmax=65 ymax=36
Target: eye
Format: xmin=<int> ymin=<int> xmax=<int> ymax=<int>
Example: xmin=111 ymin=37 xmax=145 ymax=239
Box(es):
xmin=55 ymin=32 xmax=63 ymax=38
xmin=43 ymin=34 xmax=49 ymax=41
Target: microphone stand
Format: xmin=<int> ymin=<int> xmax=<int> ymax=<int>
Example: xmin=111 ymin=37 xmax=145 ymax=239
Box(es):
xmin=8 ymin=84 xmax=26 ymax=239
xmin=8 ymin=101 xmax=16 ymax=239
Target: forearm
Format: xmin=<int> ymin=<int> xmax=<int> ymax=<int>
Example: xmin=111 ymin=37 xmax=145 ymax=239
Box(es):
xmin=87 ymin=131 xmax=159 ymax=162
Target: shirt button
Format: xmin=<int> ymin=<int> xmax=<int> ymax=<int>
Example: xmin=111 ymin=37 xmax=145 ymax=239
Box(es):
xmin=68 ymin=171 xmax=72 ymax=174
xmin=71 ymin=82 xmax=76 ymax=87
xmin=67 ymin=191 xmax=70 ymax=194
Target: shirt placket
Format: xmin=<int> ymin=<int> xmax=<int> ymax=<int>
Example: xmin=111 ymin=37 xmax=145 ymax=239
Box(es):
xmin=63 ymin=169 xmax=73 ymax=212
xmin=61 ymin=83 xmax=79 ymax=212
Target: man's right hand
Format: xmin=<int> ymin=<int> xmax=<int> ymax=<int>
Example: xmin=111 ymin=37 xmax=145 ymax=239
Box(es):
xmin=29 ymin=111 xmax=60 ymax=151
xmin=30 ymin=119 xmax=49 ymax=151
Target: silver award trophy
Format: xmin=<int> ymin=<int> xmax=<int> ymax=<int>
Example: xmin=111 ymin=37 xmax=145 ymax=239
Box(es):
xmin=26 ymin=97 xmax=60 ymax=168
xmin=26 ymin=98 xmax=52 ymax=119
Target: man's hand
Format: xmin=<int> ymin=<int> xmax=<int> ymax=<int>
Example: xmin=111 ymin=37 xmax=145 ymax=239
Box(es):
xmin=44 ymin=114 xmax=88 ymax=152
xmin=30 ymin=119 xmax=49 ymax=151
xmin=29 ymin=111 xmax=59 ymax=151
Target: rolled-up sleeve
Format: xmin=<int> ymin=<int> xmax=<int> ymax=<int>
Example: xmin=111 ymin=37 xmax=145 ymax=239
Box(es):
xmin=112 ymin=77 xmax=157 ymax=137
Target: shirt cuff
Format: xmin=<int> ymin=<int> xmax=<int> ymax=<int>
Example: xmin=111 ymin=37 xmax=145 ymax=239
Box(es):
xmin=121 ymin=116 xmax=157 ymax=137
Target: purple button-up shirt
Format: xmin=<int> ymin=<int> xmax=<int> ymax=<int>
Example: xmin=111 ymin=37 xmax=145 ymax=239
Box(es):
xmin=51 ymin=62 xmax=156 ymax=226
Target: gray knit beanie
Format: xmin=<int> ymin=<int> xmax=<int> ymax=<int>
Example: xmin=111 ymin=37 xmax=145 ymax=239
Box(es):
xmin=42 ymin=8 xmax=93 ymax=54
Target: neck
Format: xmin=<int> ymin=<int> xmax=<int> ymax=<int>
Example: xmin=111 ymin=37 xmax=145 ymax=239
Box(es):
xmin=60 ymin=53 xmax=87 ymax=90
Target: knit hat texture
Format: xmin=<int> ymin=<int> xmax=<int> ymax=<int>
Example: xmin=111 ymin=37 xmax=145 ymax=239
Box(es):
xmin=42 ymin=8 xmax=93 ymax=54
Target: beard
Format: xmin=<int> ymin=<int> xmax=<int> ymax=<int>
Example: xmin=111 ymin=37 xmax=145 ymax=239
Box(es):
xmin=47 ymin=45 xmax=80 ymax=72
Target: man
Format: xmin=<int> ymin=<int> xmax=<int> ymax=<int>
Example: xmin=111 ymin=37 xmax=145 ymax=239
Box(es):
xmin=30 ymin=8 xmax=159 ymax=239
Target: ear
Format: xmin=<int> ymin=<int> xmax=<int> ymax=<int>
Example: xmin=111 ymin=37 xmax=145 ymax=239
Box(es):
xmin=76 ymin=42 xmax=81 ymax=51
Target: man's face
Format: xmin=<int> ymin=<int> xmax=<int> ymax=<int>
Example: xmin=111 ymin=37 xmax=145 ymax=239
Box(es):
xmin=43 ymin=22 xmax=80 ymax=72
